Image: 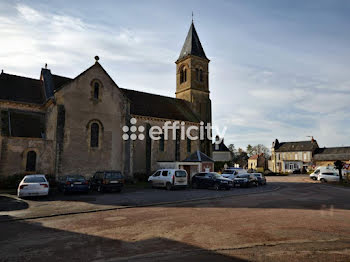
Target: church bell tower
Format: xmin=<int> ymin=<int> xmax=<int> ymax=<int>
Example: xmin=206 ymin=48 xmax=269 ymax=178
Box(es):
xmin=176 ymin=22 xmax=212 ymax=156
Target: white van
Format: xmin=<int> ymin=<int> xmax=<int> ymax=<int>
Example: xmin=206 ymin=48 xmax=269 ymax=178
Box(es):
xmin=148 ymin=169 xmax=188 ymax=190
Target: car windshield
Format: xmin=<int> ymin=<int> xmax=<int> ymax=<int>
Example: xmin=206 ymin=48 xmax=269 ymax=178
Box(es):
xmin=210 ymin=173 xmax=222 ymax=179
xmin=67 ymin=175 xmax=85 ymax=182
xmin=24 ymin=176 xmax=46 ymax=183
xmin=175 ymin=170 xmax=187 ymax=177
xmin=236 ymin=174 xmax=249 ymax=178
xmin=222 ymin=170 xmax=234 ymax=174
xmin=105 ymin=172 xmax=123 ymax=179
xmin=253 ymin=174 xmax=262 ymax=178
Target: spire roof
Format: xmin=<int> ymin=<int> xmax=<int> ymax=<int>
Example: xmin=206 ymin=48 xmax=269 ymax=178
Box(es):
xmin=177 ymin=22 xmax=208 ymax=61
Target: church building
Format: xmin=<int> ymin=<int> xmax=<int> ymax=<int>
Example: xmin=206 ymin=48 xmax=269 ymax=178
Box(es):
xmin=0 ymin=22 xmax=212 ymax=179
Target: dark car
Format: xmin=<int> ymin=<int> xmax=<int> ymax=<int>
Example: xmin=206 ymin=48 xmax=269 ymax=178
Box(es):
xmin=192 ymin=172 xmax=232 ymax=190
xmin=252 ymin=173 xmax=267 ymax=185
xmin=89 ymin=171 xmax=124 ymax=193
xmin=233 ymin=174 xmax=258 ymax=188
xmin=58 ymin=174 xmax=89 ymax=194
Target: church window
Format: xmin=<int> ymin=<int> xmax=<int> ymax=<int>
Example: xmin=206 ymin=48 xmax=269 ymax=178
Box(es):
xmin=90 ymin=123 xmax=99 ymax=148
xmin=199 ymin=69 xmax=203 ymax=82
xmin=159 ymin=134 xmax=165 ymax=152
xmin=196 ymin=68 xmax=199 ymax=81
xmin=94 ymin=82 xmax=99 ymax=99
xmin=180 ymin=67 xmax=187 ymax=84
xmin=26 ymin=151 xmax=36 ymax=171
xmin=187 ymin=138 xmax=191 ymax=153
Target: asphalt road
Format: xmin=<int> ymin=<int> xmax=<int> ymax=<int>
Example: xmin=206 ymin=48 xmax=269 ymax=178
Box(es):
xmin=0 ymin=182 xmax=278 ymax=220
xmin=1 ymin=175 xmax=350 ymax=261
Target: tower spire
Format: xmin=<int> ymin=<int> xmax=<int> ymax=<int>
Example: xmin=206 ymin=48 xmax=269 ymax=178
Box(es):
xmin=192 ymin=11 xmax=193 ymax=23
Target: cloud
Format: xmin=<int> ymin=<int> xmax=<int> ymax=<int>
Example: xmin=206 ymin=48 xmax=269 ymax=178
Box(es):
xmin=1 ymin=2 xmax=350 ymax=150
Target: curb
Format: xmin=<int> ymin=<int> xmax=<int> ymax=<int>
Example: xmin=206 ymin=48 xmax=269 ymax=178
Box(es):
xmin=0 ymin=185 xmax=281 ymax=223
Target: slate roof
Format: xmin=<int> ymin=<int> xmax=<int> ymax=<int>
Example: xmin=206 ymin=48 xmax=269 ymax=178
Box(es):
xmin=275 ymin=140 xmax=319 ymax=152
xmin=212 ymin=141 xmax=230 ymax=152
xmin=0 ymin=70 xmax=72 ymax=104
xmin=0 ymin=73 xmax=45 ymax=104
xmin=182 ymin=150 xmax=214 ymax=162
xmin=120 ymin=88 xmax=200 ymax=123
xmin=314 ymin=147 xmax=350 ymax=161
xmin=177 ymin=22 xmax=208 ymax=61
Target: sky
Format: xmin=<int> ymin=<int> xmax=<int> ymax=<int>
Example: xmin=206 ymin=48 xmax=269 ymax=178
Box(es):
xmin=0 ymin=0 xmax=350 ymax=150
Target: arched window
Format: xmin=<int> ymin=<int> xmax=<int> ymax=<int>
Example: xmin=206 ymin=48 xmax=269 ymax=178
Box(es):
xmin=196 ymin=68 xmax=199 ymax=81
xmin=180 ymin=67 xmax=187 ymax=84
xmin=90 ymin=123 xmax=99 ymax=148
xmin=199 ymin=69 xmax=203 ymax=82
xmin=26 ymin=151 xmax=36 ymax=171
xmin=93 ymin=82 xmax=99 ymax=99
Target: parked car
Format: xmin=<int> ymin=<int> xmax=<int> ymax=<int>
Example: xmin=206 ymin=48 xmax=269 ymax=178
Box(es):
xmin=317 ymin=170 xmax=339 ymax=183
xmin=192 ymin=172 xmax=232 ymax=190
xmin=233 ymin=174 xmax=258 ymax=188
xmin=221 ymin=169 xmax=237 ymax=181
xmin=58 ymin=174 xmax=89 ymax=194
xmin=252 ymin=173 xmax=267 ymax=185
xmin=89 ymin=171 xmax=124 ymax=192
xmin=148 ymin=169 xmax=188 ymax=190
xmin=310 ymin=166 xmax=337 ymax=180
xmin=17 ymin=174 xmax=49 ymax=198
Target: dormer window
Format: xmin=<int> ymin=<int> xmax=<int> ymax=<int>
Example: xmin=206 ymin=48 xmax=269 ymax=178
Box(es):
xmin=94 ymin=82 xmax=99 ymax=99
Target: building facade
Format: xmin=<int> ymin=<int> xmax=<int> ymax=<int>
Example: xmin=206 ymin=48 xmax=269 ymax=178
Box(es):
xmin=248 ymin=153 xmax=266 ymax=170
xmin=0 ymin=22 xmax=212 ymax=180
xmin=270 ymin=138 xmax=319 ymax=173
xmin=212 ymin=136 xmax=232 ymax=162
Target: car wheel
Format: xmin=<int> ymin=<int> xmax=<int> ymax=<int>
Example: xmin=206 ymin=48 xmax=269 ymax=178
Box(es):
xmin=166 ymin=183 xmax=172 ymax=191
xmin=312 ymin=177 xmax=317 ymax=180
xmin=320 ymin=178 xmax=327 ymax=183
xmin=214 ymin=183 xmax=220 ymax=191
xmin=192 ymin=182 xmax=198 ymax=189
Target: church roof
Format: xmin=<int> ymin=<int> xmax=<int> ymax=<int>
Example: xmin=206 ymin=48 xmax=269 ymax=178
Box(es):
xmin=0 ymin=72 xmax=45 ymax=104
xmin=120 ymin=88 xmax=200 ymax=123
xmin=0 ymin=71 xmax=72 ymax=104
xmin=177 ymin=22 xmax=208 ymax=61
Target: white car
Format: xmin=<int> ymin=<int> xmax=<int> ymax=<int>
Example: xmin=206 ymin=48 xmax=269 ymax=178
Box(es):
xmin=17 ymin=174 xmax=49 ymax=197
xmin=221 ymin=169 xmax=237 ymax=181
xmin=148 ymin=169 xmax=188 ymax=190
xmin=317 ymin=170 xmax=339 ymax=183
xmin=311 ymin=166 xmax=339 ymax=180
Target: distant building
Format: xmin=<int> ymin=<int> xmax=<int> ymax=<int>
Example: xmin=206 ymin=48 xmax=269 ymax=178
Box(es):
xmin=313 ymin=147 xmax=350 ymax=167
xmin=248 ymin=153 xmax=266 ymax=170
xmin=212 ymin=136 xmax=232 ymax=162
xmin=270 ymin=138 xmax=319 ymax=173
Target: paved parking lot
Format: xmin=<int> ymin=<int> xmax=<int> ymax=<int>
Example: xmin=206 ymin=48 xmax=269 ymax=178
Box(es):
xmin=2 ymin=175 xmax=350 ymax=261
xmin=0 ymin=181 xmax=278 ymax=220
